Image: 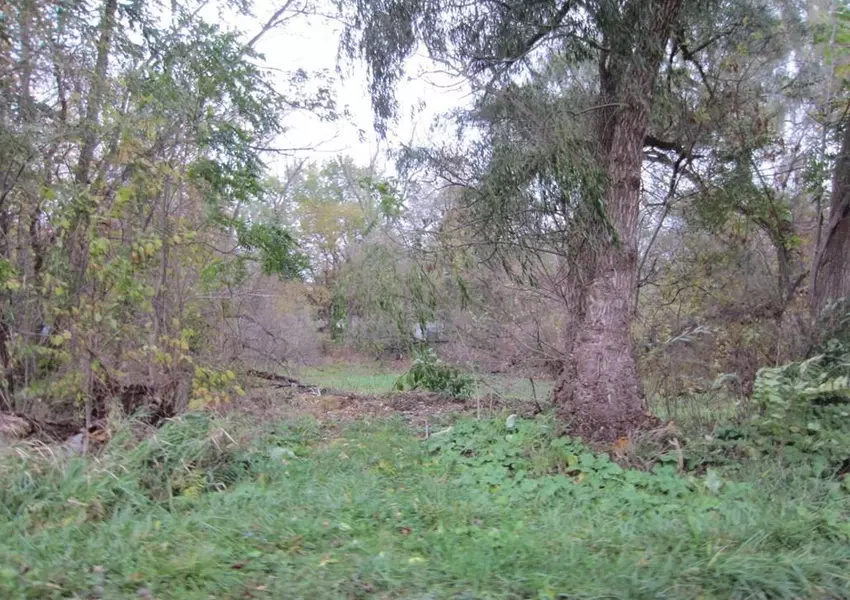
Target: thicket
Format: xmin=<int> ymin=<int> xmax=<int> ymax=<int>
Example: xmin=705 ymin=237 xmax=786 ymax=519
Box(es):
xmin=0 ymin=0 xmax=328 ymax=425
xmin=686 ymin=323 xmax=850 ymax=479
xmin=2 ymin=0 xmax=850 ymax=443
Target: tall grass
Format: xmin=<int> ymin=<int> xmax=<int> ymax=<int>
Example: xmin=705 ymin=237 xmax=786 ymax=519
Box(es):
xmin=2 ymin=411 xmax=849 ymax=599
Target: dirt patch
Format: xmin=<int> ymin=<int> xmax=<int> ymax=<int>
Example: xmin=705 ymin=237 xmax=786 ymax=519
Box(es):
xmin=3 ymin=374 xmax=537 ymax=452
xmin=226 ymin=382 xmax=529 ymax=428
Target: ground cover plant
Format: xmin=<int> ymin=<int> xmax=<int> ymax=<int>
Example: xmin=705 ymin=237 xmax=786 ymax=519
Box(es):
xmin=3 ymin=392 xmax=850 ymax=599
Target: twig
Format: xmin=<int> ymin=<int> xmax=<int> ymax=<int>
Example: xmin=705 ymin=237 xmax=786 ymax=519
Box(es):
xmin=247 ymin=369 xmax=302 ymax=386
xmin=529 ymin=377 xmax=543 ymax=414
xmin=670 ymin=438 xmax=684 ymax=471
xmin=246 ymin=0 xmax=299 ymax=49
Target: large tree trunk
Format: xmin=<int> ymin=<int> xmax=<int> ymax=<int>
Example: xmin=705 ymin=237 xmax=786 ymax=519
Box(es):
xmin=811 ymin=121 xmax=850 ymax=324
xmin=554 ymin=0 xmax=681 ymax=441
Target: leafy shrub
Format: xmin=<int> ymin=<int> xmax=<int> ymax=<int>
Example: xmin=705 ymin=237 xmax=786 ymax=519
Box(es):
xmin=750 ymin=352 xmax=850 ymax=468
xmin=190 ymin=366 xmax=246 ymax=409
xmin=428 ymin=416 xmax=694 ymax=503
xmin=688 ymin=335 xmax=850 ymax=476
xmin=395 ymin=346 xmax=475 ymax=398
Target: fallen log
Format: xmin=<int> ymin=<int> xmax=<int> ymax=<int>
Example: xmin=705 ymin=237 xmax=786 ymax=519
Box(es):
xmin=247 ymin=369 xmax=304 ymax=387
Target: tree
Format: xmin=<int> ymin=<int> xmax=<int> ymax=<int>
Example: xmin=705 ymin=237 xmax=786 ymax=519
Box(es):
xmin=812 ymin=118 xmax=850 ymax=322
xmin=343 ymin=0 xmax=686 ymax=438
xmin=637 ymin=1 xmax=813 ymax=385
xmin=291 ymin=158 xmax=386 ymax=285
xmin=0 ymin=0 xmax=328 ymax=422
xmin=811 ymin=2 xmax=850 ymax=329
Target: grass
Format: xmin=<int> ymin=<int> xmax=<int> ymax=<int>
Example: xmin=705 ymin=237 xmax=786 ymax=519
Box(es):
xmin=2 ymin=410 xmax=850 ymax=599
xmin=648 ymin=392 xmax=746 ymax=437
xmin=297 ymin=362 xmax=734 ymax=430
xmin=476 ymin=374 xmax=553 ymax=403
xmin=298 ymin=363 xmax=403 ymax=395
xmin=298 ymin=363 xmax=554 ymax=402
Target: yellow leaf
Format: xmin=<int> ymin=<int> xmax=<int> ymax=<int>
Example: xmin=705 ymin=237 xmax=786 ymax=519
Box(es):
xmin=318 ymin=553 xmax=336 ymax=567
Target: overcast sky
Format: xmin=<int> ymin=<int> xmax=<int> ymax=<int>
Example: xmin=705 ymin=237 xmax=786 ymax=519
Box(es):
xmin=232 ymin=0 xmax=470 ymax=174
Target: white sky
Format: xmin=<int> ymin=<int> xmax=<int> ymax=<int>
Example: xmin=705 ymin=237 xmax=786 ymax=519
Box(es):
xmin=238 ymin=1 xmax=471 ymax=174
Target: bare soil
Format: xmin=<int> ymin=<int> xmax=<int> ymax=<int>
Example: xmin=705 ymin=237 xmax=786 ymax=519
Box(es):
xmin=227 ymin=377 xmax=530 ymax=429
xmin=3 ymin=374 xmax=537 ymax=450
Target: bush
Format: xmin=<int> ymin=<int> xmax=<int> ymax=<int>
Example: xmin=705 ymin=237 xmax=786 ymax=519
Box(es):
xmin=395 ymin=346 xmax=475 ymax=399
xmin=688 ymin=333 xmax=850 ymax=477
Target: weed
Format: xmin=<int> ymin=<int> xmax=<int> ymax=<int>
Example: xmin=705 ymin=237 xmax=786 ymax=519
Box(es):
xmin=688 ymin=341 xmax=850 ymax=477
xmin=395 ymin=347 xmax=475 ymax=399
xmin=2 ymin=412 xmax=849 ymax=599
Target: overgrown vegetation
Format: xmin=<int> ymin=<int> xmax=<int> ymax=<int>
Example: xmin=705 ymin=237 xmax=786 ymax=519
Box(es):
xmin=2 ymin=0 xmax=850 ymax=438
xmin=3 ymin=409 xmax=850 ymax=599
xmin=687 ymin=337 xmax=850 ymax=480
xmin=5 ymin=0 xmax=850 ymax=596
xmin=394 ymin=347 xmax=475 ymax=399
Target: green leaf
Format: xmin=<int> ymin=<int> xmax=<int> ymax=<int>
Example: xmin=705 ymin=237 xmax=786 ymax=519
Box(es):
xmin=704 ymin=469 xmax=724 ymax=495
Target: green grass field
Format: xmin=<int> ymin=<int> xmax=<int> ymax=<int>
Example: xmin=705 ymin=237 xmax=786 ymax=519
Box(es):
xmin=298 ymin=363 xmax=554 ymax=402
xmin=298 ymin=364 xmax=403 ymax=395
xmin=2 ymin=407 xmax=849 ymax=599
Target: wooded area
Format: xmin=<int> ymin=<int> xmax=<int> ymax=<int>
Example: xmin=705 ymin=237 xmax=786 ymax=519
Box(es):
xmin=5 ymin=2 xmax=850 ymax=598
xmin=2 ymin=0 xmax=850 ymax=439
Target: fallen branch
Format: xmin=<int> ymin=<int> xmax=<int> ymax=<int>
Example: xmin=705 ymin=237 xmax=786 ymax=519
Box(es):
xmin=247 ymin=369 xmax=304 ymax=387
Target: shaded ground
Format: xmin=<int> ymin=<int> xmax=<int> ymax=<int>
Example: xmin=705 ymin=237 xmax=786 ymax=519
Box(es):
xmin=297 ymin=363 xmax=554 ymax=403
xmin=229 ymin=375 xmax=532 ymax=431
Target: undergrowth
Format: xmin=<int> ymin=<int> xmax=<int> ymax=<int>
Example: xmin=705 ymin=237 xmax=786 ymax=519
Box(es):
xmin=394 ymin=347 xmax=475 ymax=399
xmin=686 ymin=337 xmax=850 ymax=483
xmin=2 ymin=410 xmax=850 ymax=599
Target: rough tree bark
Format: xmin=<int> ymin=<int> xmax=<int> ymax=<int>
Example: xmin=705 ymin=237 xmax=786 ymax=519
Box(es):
xmin=554 ymin=0 xmax=682 ymax=441
xmin=812 ymin=120 xmax=850 ymax=323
